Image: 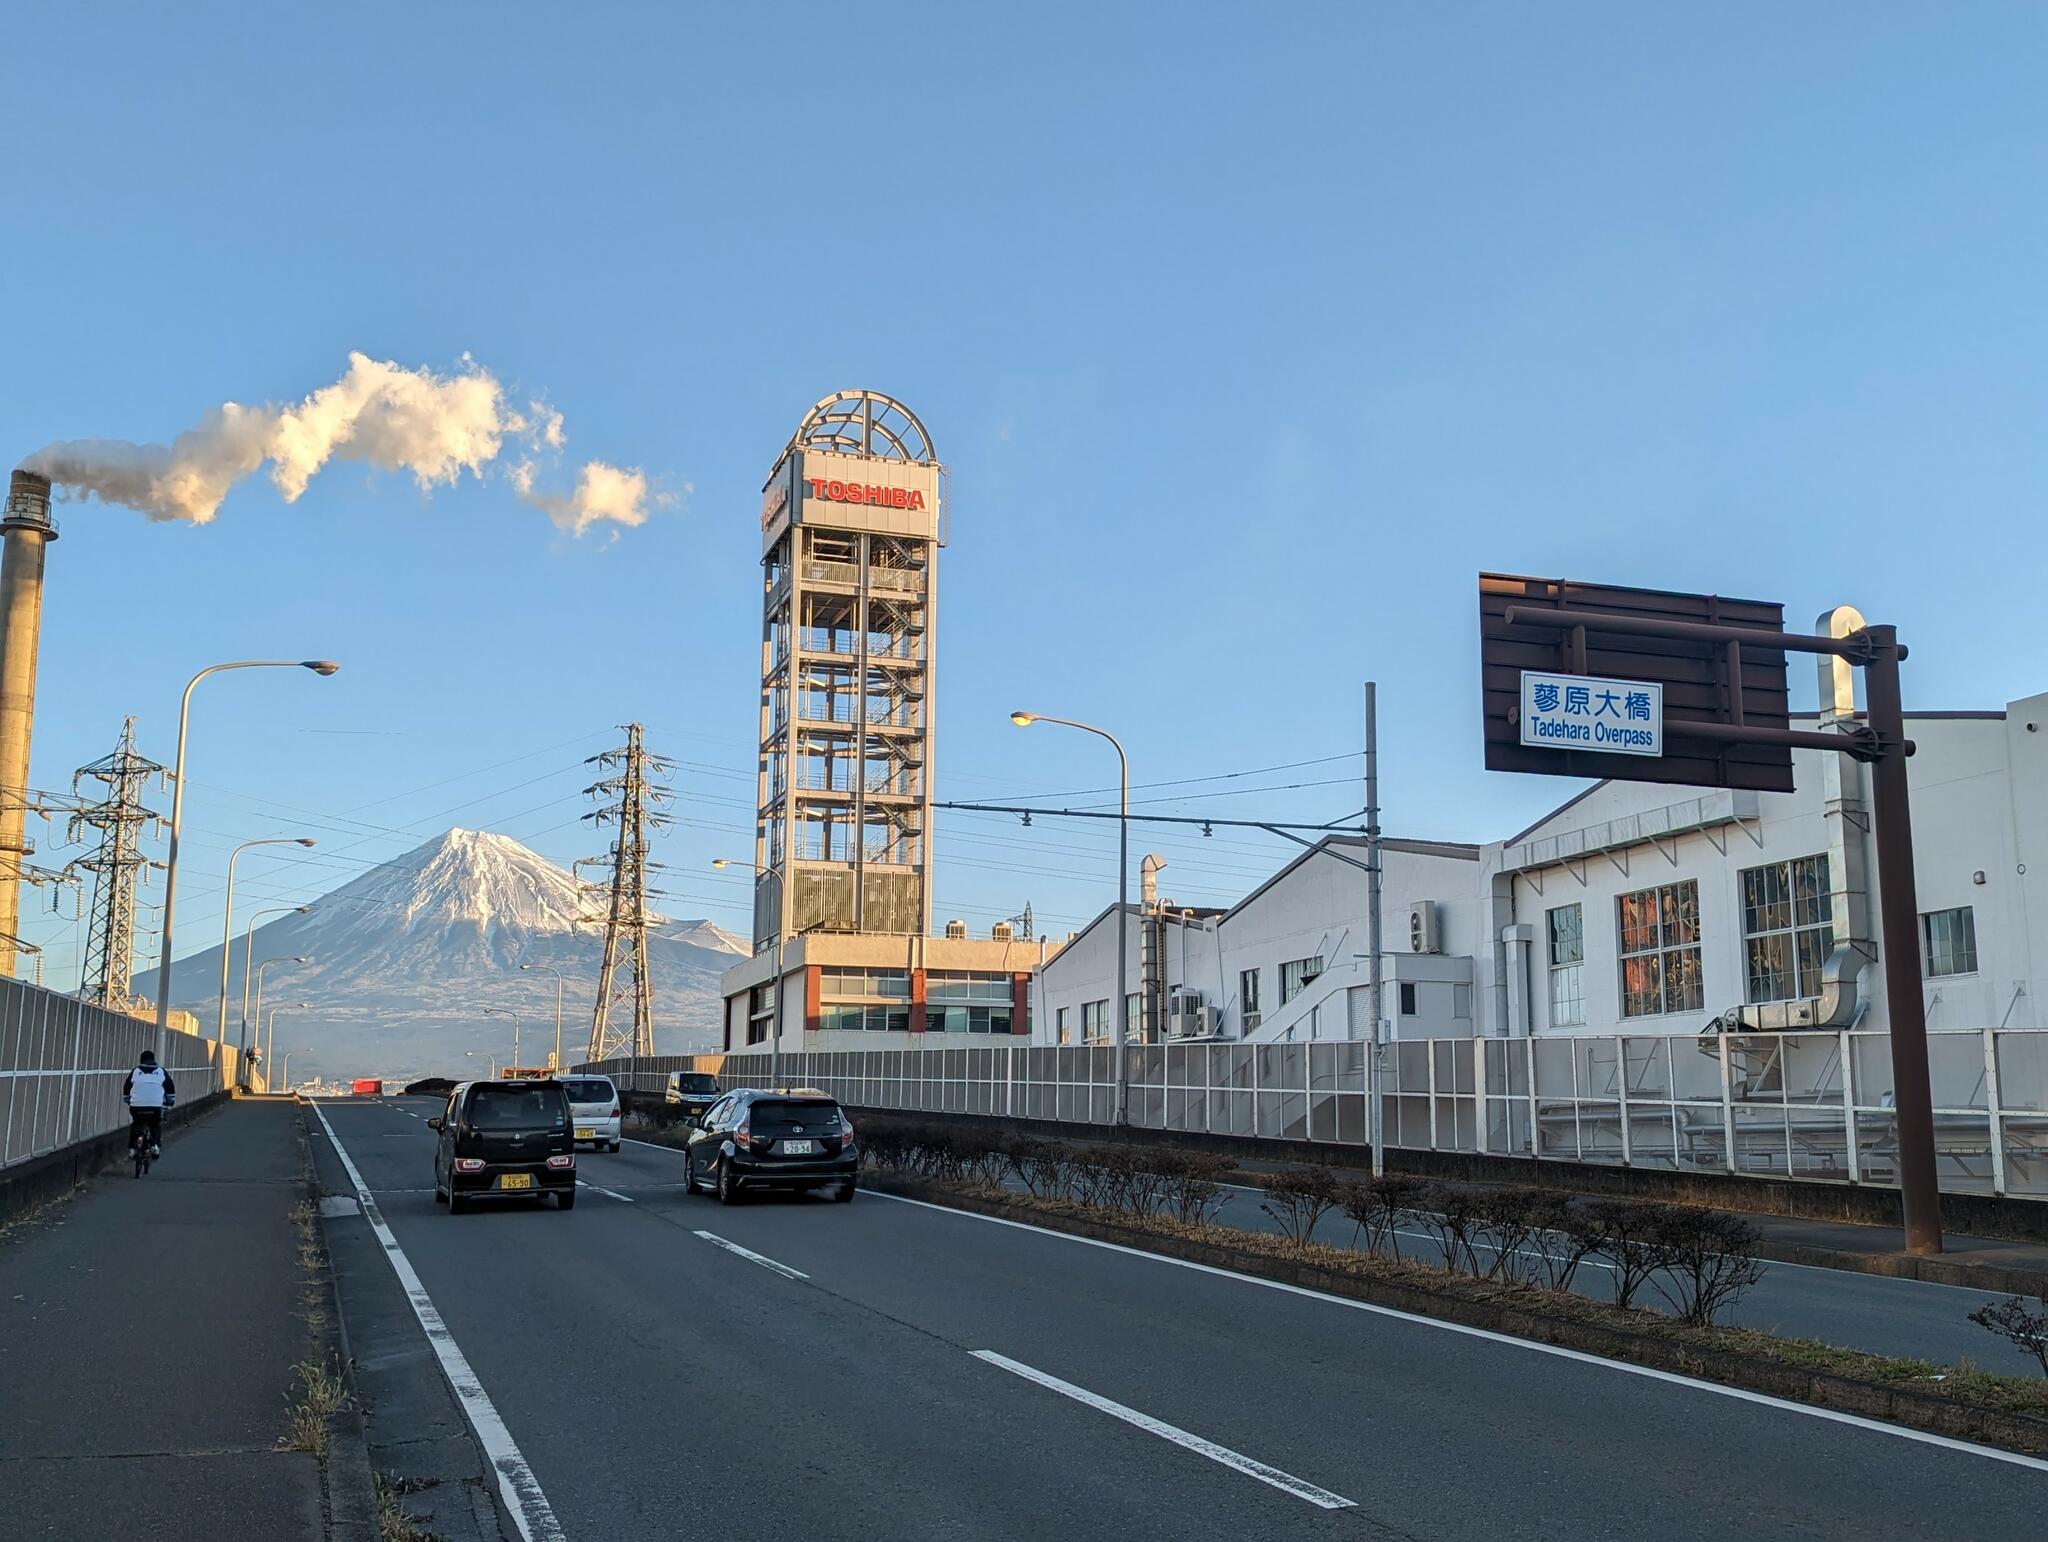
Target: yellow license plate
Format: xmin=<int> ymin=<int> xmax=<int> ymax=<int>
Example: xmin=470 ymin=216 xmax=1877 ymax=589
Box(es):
xmin=498 ymin=1172 xmax=534 ymax=1191
xmin=575 ymin=1128 xmax=594 ymax=1140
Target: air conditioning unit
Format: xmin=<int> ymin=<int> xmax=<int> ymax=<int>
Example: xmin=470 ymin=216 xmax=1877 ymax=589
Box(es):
xmin=990 ymin=922 xmax=1014 ymax=942
xmin=944 ymin=918 xmax=968 ymax=940
xmin=1166 ymin=992 xmax=1214 ymax=1038
xmin=1409 ymin=901 xmax=1441 ymax=954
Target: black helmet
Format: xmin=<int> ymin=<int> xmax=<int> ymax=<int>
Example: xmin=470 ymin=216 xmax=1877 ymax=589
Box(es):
xmin=138 ymin=1049 xmax=157 ymax=1067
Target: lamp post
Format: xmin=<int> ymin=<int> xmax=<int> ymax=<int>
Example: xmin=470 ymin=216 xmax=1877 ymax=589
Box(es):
xmin=241 ymin=906 xmax=311 ymax=1074
xmin=519 ymin=962 xmax=565 ymax=1071
xmin=217 ymin=838 xmax=316 ymax=1046
xmin=1011 ymin=710 xmax=1130 ymax=1124
xmin=278 ymin=1052 xmax=292 ymax=1093
xmin=266 ymin=1000 xmax=308 ymax=1087
xmin=153 ymin=659 xmax=338 ymax=1041
xmin=251 ymin=955 xmax=311 ymax=1079
xmin=466 ymin=1049 xmax=498 ymax=1080
xmin=484 ymin=1007 xmax=520 ymax=1076
xmin=712 ymin=857 xmax=788 ymax=1090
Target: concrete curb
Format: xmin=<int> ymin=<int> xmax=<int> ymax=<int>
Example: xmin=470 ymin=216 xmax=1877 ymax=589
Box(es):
xmin=864 ymin=1174 xmax=2048 ymax=1458
xmin=293 ymin=1101 xmax=382 ymax=1542
xmin=1741 ymin=1236 xmax=2048 ymax=1297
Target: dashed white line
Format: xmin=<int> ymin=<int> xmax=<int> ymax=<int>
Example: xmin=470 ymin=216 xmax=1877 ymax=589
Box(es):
xmin=972 ymin=1350 xmax=1355 ymax=1510
xmin=871 ymin=1191 xmax=2048 ymax=1475
xmin=578 ymin=1179 xmax=635 ymax=1203
xmin=694 ymin=1230 xmax=808 ymax=1279
xmin=311 ymin=1102 xmax=568 ymax=1542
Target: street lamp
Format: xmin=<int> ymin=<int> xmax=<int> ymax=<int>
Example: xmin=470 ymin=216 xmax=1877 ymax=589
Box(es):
xmin=251 ymin=955 xmax=311 ymax=1076
xmin=267 ymin=1000 xmax=308 ymax=1089
xmin=240 ymin=905 xmax=311 ymax=1073
xmin=217 ymin=838 xmax=316 ymax=1045
xmin=484 ymin=1007 xmax=520 ymax=1075
xmin=465 ymin=1049 xmax=498 ymax=1080
xmin=1011 ymin=709 xmax=1131 ymax=1124
xmin=278 ymin=1052 xmax=292 ymax=1093
xmin=518 ymin=962 xmax=565 ymax=1071
xmin=153 ymin=659 xmax=339 ymax=1040
xmin=712 ymin=857 xmax=790 ymax=1089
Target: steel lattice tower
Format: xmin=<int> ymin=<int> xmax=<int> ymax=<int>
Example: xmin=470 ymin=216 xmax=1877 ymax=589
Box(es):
xmin=582 ymin=723 xmax=672 ymax=1060
xmin=68 ymin=718 xmax=164 ymax=1012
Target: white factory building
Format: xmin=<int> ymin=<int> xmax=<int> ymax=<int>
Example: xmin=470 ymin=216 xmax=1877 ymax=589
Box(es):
xmin=1028 ymin=693 xmax=2048 ymax=1046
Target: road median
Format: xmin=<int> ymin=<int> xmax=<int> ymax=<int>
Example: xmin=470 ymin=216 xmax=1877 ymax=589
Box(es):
xmin=859 ymin=1170 xmax=2048 ymax=1459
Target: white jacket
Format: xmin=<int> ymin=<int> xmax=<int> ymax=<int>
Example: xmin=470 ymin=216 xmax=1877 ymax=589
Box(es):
xmin=126 ymin=1066 xmax=168 ymax=1108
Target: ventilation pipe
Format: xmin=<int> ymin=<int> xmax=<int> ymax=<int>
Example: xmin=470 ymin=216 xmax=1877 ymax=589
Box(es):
xmin=0 ymin=471 xmax=56 ymax=978
xmin=1734 ymin=604 xmax=1873 ymax=1029
xmin=1140 ymin=853 xmax=1166 ymax=911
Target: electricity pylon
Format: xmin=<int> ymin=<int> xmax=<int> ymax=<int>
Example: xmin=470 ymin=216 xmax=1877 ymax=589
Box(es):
xmin=580 ymin=724 xmax=672 ymax=1061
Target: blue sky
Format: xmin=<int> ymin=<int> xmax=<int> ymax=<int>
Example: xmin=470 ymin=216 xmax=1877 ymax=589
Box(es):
xmin=2 ymin=3 xmax=2044 ymax=986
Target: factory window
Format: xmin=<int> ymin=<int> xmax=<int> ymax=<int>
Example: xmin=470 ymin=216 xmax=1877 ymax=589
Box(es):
xmin=1056 ymin=1006 xmax=1071 ymax=1044
xmin=818 ymin=1003 xmax=910 ymax=1033
xmin=1239 ymin=968 xmax=1261 ymax=1033
xmin=1399 ymin=981 xmax=1418 ymax=1016
xmin=1617 ymin=880 xmax=1703 ymax=1018
xmin=1279 ymin=956 xmax=1324 ymax=1005
xmin=1126 ymin=993 xmax=1141 ymax=1042
xmin=746 ymin=983 xmax=776 ymax=1046
xmin=820 ymin=968 xmax=910 ymax=999
xmin=1922 ymin=907 xmax=1978 ymax=978
xmin=1741 ymin=855 xmax=1832 ymax=1004
xmin=1547 ymin=904 xmax=1584 ymax=1028
xmin=925 ymin=971 xmax=1012 ymax=1003
xmin=925 ymin=1005 xmax=1013 ymax=1034
xmin=1080 ymin=999 xmax=1109 ymax=1042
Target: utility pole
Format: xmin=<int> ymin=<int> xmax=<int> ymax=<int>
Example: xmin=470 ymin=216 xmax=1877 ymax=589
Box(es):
xmin=1365 ymin=683 xmax=1385 ymax=1179
xmin=68 ymin=718 xmax=164 ymax=1013
xmin=581 ymin=724 xmax=672 ymax=1062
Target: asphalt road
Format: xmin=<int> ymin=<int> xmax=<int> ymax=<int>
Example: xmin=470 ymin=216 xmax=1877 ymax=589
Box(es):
xmin=313 ymin=1096 xmax=2046 ymax=1542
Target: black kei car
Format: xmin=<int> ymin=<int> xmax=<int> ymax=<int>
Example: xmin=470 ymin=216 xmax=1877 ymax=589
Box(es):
xmin=684 ymin=1089 xmax=857 ymax=1205
xmin=429 ymin=1079 xmax=578 ymax=1213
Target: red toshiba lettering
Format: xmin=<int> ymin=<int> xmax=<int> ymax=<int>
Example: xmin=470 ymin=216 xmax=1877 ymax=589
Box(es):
xmin=827 ymin=480 xmax=846 ymax=499
xmin=807 ymin=478 xmax=826 ymax=498
xmin=909 ymin=490 xmax=925 ymax=510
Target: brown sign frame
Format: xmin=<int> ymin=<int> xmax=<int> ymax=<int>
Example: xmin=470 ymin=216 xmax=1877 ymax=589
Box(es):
xmin=1479 ymin=572 xmax=1795 ymax=793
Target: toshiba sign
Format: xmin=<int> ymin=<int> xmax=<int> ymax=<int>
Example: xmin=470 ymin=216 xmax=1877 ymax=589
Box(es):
xmin=806 ymin=477 xmax=926 ymax=511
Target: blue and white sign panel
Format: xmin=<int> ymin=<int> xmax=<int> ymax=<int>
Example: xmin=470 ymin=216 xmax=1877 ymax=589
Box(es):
xmin=1518 ymin=671 xmax=1663 ymax=758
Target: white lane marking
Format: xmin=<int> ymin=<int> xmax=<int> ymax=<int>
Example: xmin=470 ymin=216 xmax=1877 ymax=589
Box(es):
xmin=311 ymin=1102 xmax=568 ymax=1542
xmin=871 ymin=1191 xmax=2048 ymax=1475
xmin=694 ymin=1230 xmax=808 ymax=1280
xmin=578 ymin=1179 xmax=635 ymax=1203
xmin=973 ymin=1349 xmax=1355 ymax=1509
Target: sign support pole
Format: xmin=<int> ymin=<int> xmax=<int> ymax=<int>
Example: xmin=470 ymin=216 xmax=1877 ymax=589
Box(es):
xmin=1862 ymin=625 xmax=1943 ymax=1254
xmin=1365 ymin=682 xmax=1384 ymax=1179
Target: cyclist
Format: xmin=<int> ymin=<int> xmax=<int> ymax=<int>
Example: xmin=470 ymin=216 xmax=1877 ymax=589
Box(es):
xmin=122 ymin=1049 xmax=175 ymax=1159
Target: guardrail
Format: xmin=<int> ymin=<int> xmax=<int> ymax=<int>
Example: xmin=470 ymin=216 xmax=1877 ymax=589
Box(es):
xmin=0 ymin=978 xmax=239 ymax=1170
xmin=580 ymin=1027 xmax=2048 ymax=1201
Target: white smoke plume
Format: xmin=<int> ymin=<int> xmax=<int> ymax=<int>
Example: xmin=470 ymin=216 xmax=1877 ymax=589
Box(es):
xmin=25 ymin=351 xmax=661 ymax=538
xmin=511 ymin=458 xmax=680 ymax=538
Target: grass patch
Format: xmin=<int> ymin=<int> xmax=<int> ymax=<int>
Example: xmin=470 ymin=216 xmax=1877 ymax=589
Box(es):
xmin=375 ymin=1474 xmax=446 ymax=1542
xmin=277 ymin=1356 xmax=349 ymax=1457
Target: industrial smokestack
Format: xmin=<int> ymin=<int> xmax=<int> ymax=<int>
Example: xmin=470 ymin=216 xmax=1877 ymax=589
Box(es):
xmin=0 ymin=470 xmax=56 ymax=978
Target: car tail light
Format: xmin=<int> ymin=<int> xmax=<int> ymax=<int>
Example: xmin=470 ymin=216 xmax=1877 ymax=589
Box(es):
xmin=455 ymin=1157 xmax=485 ymax=1173
xmin=546 ymin=1154 xmax=575 ymax=1170
xmin=839 ymin=1114 xmax=857 ymax=1144
xmin=610 ymin=1105 xmax=620 ymax=1118
xmin=735 ymin=1119 xmax=752 ymax=1150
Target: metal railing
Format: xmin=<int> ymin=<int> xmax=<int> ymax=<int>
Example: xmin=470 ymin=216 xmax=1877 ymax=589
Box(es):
xmin=584 ymin=1027 xmax=2048 ymax=1200
xmin=1 ymin=977 xmax=240 ymax=1170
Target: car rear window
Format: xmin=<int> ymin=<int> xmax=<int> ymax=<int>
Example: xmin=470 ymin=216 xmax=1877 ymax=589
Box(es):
xmin=560 ymin=1079 xmax=615 ymax=1105
xmin=469 ymin=1084 xmax=568 ymax=1130
xmin=748 ymin=1100 xmax=841 ymax=1131
xmin=672 ymin=1073 xmax=717 ymax=1094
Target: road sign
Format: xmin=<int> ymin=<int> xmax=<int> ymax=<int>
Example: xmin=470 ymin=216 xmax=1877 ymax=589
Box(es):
xmin=1479 ymin=572 xmax=1793 ymax=792
xmin=1518 ymin=670 xmax=1663 ymax=757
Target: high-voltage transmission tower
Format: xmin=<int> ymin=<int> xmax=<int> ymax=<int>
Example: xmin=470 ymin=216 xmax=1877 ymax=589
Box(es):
xmin=580 ymin=724 xmax=673 ymax=1061
xmin=67 ymin=718 xmax=165 ymax=1012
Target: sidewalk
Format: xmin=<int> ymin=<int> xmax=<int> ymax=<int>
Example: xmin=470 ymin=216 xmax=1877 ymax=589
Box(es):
xmin=0 ymin=1099 xmax=325 ymax=1540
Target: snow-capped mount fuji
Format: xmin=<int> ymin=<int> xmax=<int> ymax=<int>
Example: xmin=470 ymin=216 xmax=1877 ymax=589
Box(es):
xmin=146 ymin=828 xmax=747 ymax=1085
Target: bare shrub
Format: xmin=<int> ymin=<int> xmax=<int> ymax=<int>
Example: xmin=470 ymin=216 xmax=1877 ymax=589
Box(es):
xmin=1647 ymin=1208 xmax=1766 ymax=1327
xmin=1159 ymin=1150 xmax=1235 ymax=1225
xmin=1969 ymin=1293 xmax=2048 ymax=1377
xmin=1579 ymin=1200 xmax=1665 ymax=1311
xmin=1412 ymin=1184 xmax=1485 ymax=1276
xmin=1257 ymin=1164 xmax=1341 ymax=1251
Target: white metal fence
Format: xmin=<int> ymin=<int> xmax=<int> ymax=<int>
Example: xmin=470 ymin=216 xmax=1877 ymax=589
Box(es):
xmin=583 ymin=1027 xmax=2048 ymax=1201
xmin=0 ymin=977 xmax=239 ymax=1170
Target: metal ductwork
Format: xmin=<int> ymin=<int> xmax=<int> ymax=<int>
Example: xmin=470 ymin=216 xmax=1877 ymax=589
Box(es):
xmin=1140 ymin=853 xmax=1166 ymax=911
xmin=0 ymin=470 xmax=57 ymax=979
xmin=1732 ymin=605 xmax=1874 ymax=1030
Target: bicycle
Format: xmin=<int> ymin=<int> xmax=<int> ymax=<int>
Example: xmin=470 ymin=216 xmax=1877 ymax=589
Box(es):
xmin=132 ymin=1123 xmax=153 ymax=1177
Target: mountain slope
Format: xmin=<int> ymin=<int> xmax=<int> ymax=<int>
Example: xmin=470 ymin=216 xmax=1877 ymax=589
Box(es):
xmin=147 ymin=828 xmax=746 ymax=1085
